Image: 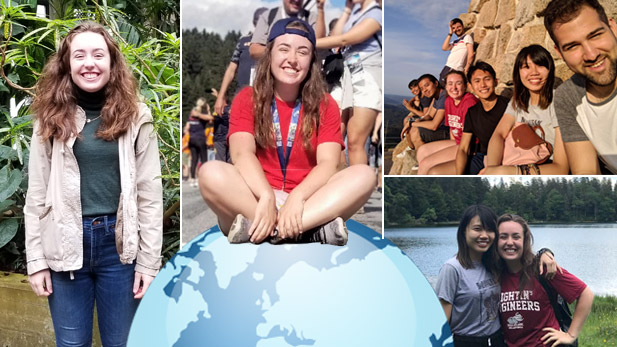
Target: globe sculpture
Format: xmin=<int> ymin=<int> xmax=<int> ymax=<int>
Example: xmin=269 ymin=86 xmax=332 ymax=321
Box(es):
xmin=128 ymin=220 xmax=453 ymax=346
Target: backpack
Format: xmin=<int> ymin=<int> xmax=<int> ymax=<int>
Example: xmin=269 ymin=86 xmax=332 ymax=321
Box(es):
xmin=538 ymin=276 xmax=578 ymax=347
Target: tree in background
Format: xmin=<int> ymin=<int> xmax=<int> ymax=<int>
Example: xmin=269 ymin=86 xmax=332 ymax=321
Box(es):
xmin=181 ymin=28 xmax=240 ymax=123
xmin=0 ymin=0 xmax=180 ymax=272
xmin=385 ymin=178 xmax=617 ymax=227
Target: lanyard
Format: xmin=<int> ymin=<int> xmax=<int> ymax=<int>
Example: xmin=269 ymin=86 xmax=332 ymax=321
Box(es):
xmin=272 ymin=97 xmax=301 ymax=185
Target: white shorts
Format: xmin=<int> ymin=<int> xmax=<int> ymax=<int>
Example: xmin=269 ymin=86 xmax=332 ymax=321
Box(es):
xmin=344 ymin=52 xmax=382 ymax=111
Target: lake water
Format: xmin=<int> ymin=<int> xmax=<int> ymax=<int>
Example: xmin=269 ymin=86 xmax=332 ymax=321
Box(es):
xmin=387 ymin=224 xmax=617 ymax=296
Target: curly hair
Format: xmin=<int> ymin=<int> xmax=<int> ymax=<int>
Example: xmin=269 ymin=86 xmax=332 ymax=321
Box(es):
xmin=251 ymin=20 xmax=327 ymax=150
xmin=31 ymin=21 xmax=138 ymax=142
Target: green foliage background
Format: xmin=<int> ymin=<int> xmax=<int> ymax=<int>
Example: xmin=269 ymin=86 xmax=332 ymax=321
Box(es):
xmin=0 ymin=0 xmax=180 ymax=272
xmin=181 ymin=28 xmax=240 ymax=123
xmin=385 ymin=177 xmax=617 ymax=227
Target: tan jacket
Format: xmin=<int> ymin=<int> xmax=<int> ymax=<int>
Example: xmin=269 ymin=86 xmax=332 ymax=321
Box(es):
xmin=25 ymin=103 xmax=163 ymax=277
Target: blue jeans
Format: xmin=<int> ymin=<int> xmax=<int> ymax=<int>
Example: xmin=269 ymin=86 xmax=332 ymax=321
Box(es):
xmin=48 ymin=215 xmax=138 ymax=347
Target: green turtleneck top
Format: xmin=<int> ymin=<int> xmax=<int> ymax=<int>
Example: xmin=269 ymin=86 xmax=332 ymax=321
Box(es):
xmin=72 ymin=87 xmax=121 ymax=217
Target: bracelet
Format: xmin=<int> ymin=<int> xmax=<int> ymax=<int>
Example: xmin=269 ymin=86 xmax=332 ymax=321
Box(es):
xmin=567 ymin=331 xmax=576 ymax=340
xmin=537 ymin=248 xmax=554 ymax=258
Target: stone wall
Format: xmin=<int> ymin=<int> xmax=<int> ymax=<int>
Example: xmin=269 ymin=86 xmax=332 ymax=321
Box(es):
xmin=460 ymin=0 xmax=617 ymax=94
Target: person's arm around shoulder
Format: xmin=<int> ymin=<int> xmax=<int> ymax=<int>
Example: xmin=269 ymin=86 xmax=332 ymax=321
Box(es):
xmin=455 ymin=132 xmax=473 ymax=174
xmin=24 ymin=122 xmax=53 ymax=296
xmin=486 ymin=113 xmax=514 ymax=167
xmin=133 ymin=105 xmax=164 ymax=298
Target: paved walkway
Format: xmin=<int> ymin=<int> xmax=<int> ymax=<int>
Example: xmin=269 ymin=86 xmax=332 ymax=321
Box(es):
xmin=181 ymin=183 xmax=383 ymax=247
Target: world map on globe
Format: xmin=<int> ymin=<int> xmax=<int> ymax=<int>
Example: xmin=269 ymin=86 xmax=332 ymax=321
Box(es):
xmin=128 ymin=220 xmax=453 ymax=346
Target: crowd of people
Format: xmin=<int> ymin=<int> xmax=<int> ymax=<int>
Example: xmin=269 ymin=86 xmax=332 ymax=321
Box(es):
xmin=399 ymin=0 xmax=617 ymax=175
xmin=184 ymin=0 xmax=384 ymax=245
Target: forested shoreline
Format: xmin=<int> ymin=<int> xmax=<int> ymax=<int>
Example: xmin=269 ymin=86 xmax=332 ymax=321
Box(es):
xmin=385 ymin=178 xmax=617 ymax=227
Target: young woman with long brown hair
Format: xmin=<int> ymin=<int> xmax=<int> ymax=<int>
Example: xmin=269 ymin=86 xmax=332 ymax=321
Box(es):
xmin=497 ymin=214 xmax=593 ymax=347
xmin=24 ymin=22 xmax=163 ymax=346
xmin=199 ymin=18 xmax=374 ymax=245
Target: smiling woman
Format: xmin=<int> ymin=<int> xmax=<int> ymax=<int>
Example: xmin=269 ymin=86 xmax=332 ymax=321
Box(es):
xmin=24 ymin=21 xmax=163 ymax=347
xmin=198 ymin=18 xmax=375 ymax=246
xmin=69 ymin=32 xmax=111 ymax=93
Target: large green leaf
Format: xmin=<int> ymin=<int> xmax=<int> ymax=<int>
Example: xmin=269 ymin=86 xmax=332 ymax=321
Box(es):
xmin=0 ymin=218 xmax=18 ymax=249
xmin=0 ymin=145 xmax=18 ymax=161
xmin=0 ymin=199 xmax=15 ymax=213
xmin=0 ymin=165 xmax=22 ymax=202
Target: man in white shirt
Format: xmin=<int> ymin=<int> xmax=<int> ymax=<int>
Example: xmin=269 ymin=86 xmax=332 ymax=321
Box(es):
xmin=541 ymin=0 xmax=617 ymax=174
xmin=438 ymin=18 xmax=474 ymax=87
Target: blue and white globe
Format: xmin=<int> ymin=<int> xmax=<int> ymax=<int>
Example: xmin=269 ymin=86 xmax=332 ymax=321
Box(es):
xmin=128 ymin=220 xmax=453 ymax=346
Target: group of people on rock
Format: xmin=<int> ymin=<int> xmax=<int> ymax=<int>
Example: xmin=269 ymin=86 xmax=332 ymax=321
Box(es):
xmin=401 ymin=0 xmax=617 ymax=175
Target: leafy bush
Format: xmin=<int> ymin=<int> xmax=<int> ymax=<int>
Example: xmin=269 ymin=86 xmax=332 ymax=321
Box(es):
xmin=0 ymin=0 xmax=179 ymax=272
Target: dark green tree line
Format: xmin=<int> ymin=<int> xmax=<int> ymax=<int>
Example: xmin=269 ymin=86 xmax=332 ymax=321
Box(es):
xmin=385 ymin=178 xmax=617 ymax=227
xmin=181 ymin=28 xmax=241 ymax=123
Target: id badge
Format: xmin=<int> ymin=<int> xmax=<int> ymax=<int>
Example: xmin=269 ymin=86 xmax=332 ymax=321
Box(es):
xmin=345 ymin=53 xmax=364 ymax=81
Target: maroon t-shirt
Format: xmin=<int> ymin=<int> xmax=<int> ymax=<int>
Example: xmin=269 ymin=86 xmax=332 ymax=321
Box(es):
xmin=445 ymin=92 xmax=478 ymax=145
xmin=499 ymin=268 xmax=586 ymax=347
xmin=229 ymin=87 xmax=344 ymax=193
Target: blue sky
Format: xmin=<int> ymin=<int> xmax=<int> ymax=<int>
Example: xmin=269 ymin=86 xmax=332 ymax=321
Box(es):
xmin=385 ymin=0 xmax=469 ymax=96
xmin=182 ymin=0 xmax=347 ymax=36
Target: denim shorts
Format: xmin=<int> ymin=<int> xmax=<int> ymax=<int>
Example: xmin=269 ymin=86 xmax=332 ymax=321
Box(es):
xmin=48 ymin=214 xmax=138 ymax=347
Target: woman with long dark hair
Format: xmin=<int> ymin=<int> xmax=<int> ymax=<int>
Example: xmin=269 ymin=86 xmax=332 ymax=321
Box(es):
xmin=199 ymin=18 xmax=374 ymax=245
xmin=24 ymin=22 xmax=163 ymax=346
xmin=484 ymin=44 xmax=569 ymax=175
xmin=497 ymin=214 xmax=593 ymax=346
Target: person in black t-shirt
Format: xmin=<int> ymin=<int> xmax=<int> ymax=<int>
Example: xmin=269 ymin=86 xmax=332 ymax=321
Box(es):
xmin=455 ymin=62 xmax=509 ymax=174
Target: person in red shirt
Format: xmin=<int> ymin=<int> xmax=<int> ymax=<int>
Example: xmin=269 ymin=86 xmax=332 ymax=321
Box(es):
xmin=417 ymin=70 xmax=478 ymax=174
xmin=199 ymin=18 xmax=375 ymax=245
xmin=497 ymin=214 xmax=594 ymax=347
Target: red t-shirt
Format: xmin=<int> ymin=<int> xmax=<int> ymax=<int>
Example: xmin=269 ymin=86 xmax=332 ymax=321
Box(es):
xmin=499 ymin=268 xmax=587 ymax=347
xmin=445 ymin=92 xmax=478 ymax=145
xmin=229 ymin=87 xmax=344 ymax=193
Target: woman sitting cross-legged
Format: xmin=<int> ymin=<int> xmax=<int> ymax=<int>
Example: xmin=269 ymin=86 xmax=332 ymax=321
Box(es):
xmin=199 ymin=18 xmax=375 ymax=245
